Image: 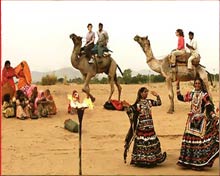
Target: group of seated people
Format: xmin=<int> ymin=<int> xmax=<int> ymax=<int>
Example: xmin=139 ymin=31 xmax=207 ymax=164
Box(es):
xmin=2 ymin=86 xmax=57 ymax=120
xmin=2 ymin=60 xmax=57 ymax=120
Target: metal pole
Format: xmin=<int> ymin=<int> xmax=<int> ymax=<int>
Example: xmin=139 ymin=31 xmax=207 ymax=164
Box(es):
xmin=77 ymin=108 xmax=85 ymax=175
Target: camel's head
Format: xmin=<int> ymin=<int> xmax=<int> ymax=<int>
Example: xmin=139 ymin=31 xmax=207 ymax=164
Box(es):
xmin=69 ymin=33 xmax=82 ymax=46
xmin=134 ymin=35 xmax=151 ymax=49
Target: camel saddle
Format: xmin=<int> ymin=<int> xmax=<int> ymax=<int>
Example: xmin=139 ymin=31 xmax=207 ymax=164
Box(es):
xmin=174 ymin=52 xmax=201 ymax=67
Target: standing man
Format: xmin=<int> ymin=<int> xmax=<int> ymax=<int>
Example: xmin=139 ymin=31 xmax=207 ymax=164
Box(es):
xmin=96 ymin=23 xmax=109 ymax=58
xmin=186 ymin=31 xmax=199 ymax=70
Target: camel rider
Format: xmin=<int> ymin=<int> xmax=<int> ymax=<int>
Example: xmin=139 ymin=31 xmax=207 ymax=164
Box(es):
xmin=89 ymin=23 xmax=109 ymax=64
xmin=170 ymin=29 xmax=186 ymax=67
xmin=186 ymin=31 xmax=199 ymax=71
xmin=97 ymin=23 xmax=109 ymax=56
xmin=80 ymin=23 xmax=95 ymax=64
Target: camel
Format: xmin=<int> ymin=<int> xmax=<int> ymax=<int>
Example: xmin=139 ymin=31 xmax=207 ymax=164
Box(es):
xmin=69 ymin=33 xmax=122 ymax=102
xmin=134 ymin=35 xmax=213 ymax=113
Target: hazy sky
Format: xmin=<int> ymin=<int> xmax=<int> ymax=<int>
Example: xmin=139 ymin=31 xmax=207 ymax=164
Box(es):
xmin=2 ymin=1 xmax=219 ymax=74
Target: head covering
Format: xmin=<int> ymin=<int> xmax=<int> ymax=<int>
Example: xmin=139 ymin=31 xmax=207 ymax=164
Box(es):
xmin=14 ymin=61 xmax=32 ymax=89
xmin=27 ymin=85 xmax=37 ymax=98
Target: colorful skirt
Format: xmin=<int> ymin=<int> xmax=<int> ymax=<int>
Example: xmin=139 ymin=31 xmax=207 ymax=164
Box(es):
xmin=130 ymin=116 xmax=166 ymax=167
xmin=177 ymin=115 xmax=219 ymax=170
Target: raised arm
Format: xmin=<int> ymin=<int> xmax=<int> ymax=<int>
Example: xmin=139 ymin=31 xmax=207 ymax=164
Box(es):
xmin=176 ymin=81 xmax=192 ymax=102
xmin=150 ymin=91 xmax=162 ymax=106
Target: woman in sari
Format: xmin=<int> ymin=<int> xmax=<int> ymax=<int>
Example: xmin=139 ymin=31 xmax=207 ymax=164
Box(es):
xmin=2 ymin=60 xmax=16 ymax=92
xmin=35 ymin=91 xmax=49 ymax=117
xmin=176 ymin=77 xmax=219 ymax=170
xmin=2 ymin=61 xmax=17 ymax=101
xmin=14 ymin=61 xmax=32 ymax=94
xmin=123 ymin=87 xmax=166 ymax=167
xmin=44 ymin=89 xmax=57 ymax=115
xmin=27 ymin=85 xmax=39 ymax=118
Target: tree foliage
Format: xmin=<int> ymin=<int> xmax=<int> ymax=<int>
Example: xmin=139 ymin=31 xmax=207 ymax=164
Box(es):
xmin=66 ymin=69 xmax=165 ymax=84
xmin=41 ymin=74 xmax=57 ymax=85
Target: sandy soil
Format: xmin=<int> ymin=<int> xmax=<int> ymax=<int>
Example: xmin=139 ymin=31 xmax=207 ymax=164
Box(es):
xmin=2 ymin=82 xmax=219 ymax=175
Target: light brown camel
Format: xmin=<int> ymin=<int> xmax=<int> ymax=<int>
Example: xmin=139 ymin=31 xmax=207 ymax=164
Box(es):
xmin=134 ymin=35 xmax=213 ymax=113
xmin=69 ymin=33 xmax=122 ymax=102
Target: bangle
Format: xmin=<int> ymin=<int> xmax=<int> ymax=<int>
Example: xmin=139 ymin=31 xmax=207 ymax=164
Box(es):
xmin=210 ymin=112 xmax=216 ymax=118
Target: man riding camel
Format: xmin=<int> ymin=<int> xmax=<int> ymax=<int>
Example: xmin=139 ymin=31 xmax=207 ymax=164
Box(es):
xmin=90 ymin=23 xmax=109 ymax=64
xmin=186 ymin=31 xmax=199 ymax=71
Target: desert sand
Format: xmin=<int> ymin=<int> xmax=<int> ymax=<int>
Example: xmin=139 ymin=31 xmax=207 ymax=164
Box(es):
xmin=2 ymin=82 xmax=219 ymax=175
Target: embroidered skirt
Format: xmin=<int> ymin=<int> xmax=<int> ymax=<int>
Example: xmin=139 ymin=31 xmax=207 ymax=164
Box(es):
xmin=177 ymin=115 xmax=219 ymax=169
xmin=130 ymin=115 xmax=166 ymax=166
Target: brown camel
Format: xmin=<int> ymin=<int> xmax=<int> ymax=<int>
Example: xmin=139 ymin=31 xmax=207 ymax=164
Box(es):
xmin=69 ymin=33 xmax=122 ymax=102
xmin=134 ymin=35 xmax=213 ymax=113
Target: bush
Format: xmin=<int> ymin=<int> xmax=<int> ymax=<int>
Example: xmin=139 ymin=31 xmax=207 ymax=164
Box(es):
xmin=41 ymin=74 xmax=57 ymax=85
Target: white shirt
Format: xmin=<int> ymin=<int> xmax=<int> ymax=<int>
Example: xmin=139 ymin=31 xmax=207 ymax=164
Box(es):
xmin=189 ymin=38 xmax=199 ymax=54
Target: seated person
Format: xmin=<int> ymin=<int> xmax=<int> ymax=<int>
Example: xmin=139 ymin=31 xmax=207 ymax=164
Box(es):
xmin=90 ymin=23 xmax=109 ymax=64
xmin=44 ymin=89 xmax=57 ymax=115
xmin=2 ymin=93 xmax=15 ymax=118
xmin=67 ymin=90 xmax=80 ymax=114
xmin=27 ymin=85 xmax=39 ymax=118
xmin=170 ymin=29 xmax=186 ymax=67
xmin=186 ymin=31 xmax=199 ymax=70
xmin=80 ymin=23 xmax=95 ymax=64
xmin=36 ymin=91 xmax=49 ymax=118
xmin=15 ymin=90 xmax=31 ymax=120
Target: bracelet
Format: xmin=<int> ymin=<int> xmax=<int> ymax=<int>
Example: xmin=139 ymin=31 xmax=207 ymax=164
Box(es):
xmin=210 ymin=112 xmax=216 ymax=118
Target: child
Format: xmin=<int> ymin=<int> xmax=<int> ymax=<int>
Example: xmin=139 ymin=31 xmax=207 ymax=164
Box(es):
xmin=123 ymin=87 xmax=166 ymax=167
xmin=2 ymin=93 xmax=15 ymax=118
xmin=67 ymin=90 xmax=80 ymax=114
xmin=15 ymin=90 xmax=31 ymax=120
xmin=67 ymin=90 xmax=91 ymax=114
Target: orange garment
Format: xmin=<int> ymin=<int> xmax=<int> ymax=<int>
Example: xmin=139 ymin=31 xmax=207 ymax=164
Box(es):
xmin=14 ymin=61 xmax=32 ymax=89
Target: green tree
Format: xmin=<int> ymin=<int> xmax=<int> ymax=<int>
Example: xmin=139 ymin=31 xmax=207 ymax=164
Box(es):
xmin=123 ymin=69 xmax=132 ymax=84
xmin=41 ymin=74 xmax=57 ymax=85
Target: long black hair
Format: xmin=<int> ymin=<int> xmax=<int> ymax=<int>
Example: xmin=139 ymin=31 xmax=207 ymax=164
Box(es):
xmin=193 ymin=77 xmax=207 ymax=92
xmin=3 ymin=94 xmax=11 ymax=103
xmin=133 ymin=87 xmax=149 ymax=105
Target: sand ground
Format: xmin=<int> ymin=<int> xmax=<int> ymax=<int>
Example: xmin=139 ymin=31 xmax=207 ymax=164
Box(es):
xmin=2 ymin=82 xmax=219 ymax=175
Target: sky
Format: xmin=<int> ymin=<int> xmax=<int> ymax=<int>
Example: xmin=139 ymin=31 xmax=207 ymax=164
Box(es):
xmin=1 ymin=1 xmax=219 ymax=74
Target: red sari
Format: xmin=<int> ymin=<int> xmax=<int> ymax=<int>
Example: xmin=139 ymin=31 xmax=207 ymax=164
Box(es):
xmin=2 ymin=66 xmax=16 ymax=93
